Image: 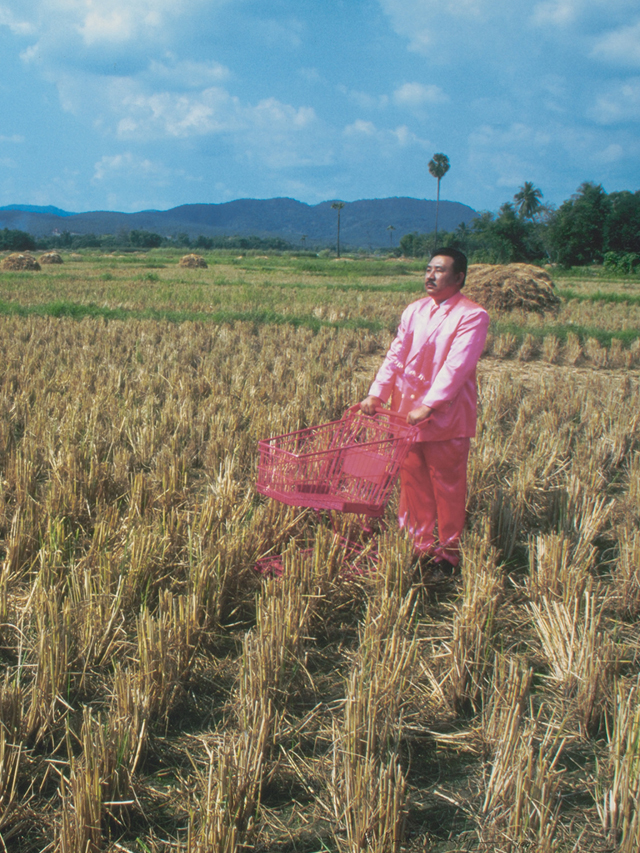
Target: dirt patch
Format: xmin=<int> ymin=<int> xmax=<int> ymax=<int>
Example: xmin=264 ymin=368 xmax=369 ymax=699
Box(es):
xmin=0 ymin=253 xmax=41 ymax=271
xmin=465 ymin=263 xmax=560 ymax=313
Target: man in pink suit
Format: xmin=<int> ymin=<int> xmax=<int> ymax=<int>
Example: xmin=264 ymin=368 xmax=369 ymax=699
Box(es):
xmin=360 ymin=248 xmax=489 ymax=573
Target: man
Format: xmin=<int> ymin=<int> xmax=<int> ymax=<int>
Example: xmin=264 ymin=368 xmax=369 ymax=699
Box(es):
xmin=360 ymin=247 xmax=489 ymax=573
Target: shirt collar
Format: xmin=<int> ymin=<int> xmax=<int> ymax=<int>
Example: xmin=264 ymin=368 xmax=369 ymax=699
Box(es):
xmin=430 ymin=289 xmax=464 ymax=312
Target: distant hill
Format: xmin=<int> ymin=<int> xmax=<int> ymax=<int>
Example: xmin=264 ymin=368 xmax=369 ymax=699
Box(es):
xmin=0 ymin=204 xmax=76 ymax=217
xmin=0 ymin=197 xmax=477 ymax=248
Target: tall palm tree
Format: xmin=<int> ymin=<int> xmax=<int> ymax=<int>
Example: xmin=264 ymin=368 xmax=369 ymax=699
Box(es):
xmin=331 ymin=202 xmax=345 ymax=258
xmin=514 ymin=182 xmax=543 ymax=220
xmin=428 ymin=153 xmax=450 ymax=249
xmin=387 ymin=224 xmax=396 ymax=250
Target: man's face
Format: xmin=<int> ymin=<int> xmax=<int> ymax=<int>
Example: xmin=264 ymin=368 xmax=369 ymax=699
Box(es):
xmin=424 ymin=255 xmax=465 ymax=304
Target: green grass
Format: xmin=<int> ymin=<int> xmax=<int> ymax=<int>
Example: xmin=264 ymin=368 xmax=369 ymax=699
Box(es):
xmin=2 ymin=297 xmax=639 ymax=347
xmin=491 ymin=318 xmax=640 ymax=348
xmin=558 ymin=287 xmax=640 ymax=307
xmin=0 ymin=298 xmax=386 ymax=332
xmin=3 ymin=252 xmax=640 ymax=349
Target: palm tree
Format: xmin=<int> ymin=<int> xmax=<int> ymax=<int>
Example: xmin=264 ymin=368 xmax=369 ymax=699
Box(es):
xmin=387 ymin=224 xmax=396 ymax=250
xmin=454 ymin=221 xmax=470 ymax=251
xmin=331 ymin=202 xmax=345 ymax=258
xmin=514 ymin=182 xmax=543 ymax=220
xmin=428 ymin=153 xmax=450 ymax=249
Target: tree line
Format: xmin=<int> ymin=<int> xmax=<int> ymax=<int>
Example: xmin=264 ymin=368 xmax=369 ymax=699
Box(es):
xmin=400 ymin=182 xmax=640 ymax=271
xmin=0 ymin=228 xmax=294 ymax=253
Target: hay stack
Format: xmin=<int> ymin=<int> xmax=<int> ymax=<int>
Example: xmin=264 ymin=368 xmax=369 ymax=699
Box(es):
xmin=465 ymin=263 xmax=560 ymax=313
xmin=0 ymin=253 xmax=41 ymax=271
xmin=179 ymin=253 xmax=208 ymax=269
xmin=39 ymin=251 xmax=63 ymax=265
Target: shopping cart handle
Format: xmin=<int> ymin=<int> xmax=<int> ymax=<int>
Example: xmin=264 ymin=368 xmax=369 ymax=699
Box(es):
xmin=346 ymin=402 xmax=380 ymax=417
xmin=347 ymin=402 xmax=427 ymax=424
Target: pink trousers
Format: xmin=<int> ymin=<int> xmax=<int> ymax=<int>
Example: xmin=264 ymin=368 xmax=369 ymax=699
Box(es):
xmin=398 ymin=437 xmax=471 ymax=566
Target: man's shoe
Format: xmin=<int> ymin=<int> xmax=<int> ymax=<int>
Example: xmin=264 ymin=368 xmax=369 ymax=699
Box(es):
xmin=411 ymin=553 xmax=435 ymax=584
xmin=429 ymin=558 xmax=461 ymax=584
xmin=433 ymin=558 xmax=458 ymax=576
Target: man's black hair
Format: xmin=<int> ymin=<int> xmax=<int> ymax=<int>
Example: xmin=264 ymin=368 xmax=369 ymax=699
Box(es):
xmin=430 ymin=247 xmax=468 ymax=286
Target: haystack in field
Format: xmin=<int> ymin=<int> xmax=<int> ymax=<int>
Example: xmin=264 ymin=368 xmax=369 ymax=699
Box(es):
xmin=39 ymin=251 xmax=63 ymax=265
xmin=0 ymin=253 xmax=41 ymax=271
xmin=179 ymin=253 xmax=208 ymax=269
xmin=465 ymin=263 xmax=559 ymax=313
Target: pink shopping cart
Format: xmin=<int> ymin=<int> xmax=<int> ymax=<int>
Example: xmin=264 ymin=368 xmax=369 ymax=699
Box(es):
xmin=255 ymin=405 xmax=418 ymax=576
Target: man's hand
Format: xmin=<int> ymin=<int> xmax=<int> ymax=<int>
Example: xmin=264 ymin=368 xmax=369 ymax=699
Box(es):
xmin=360 ymin=395 xmax=382 ymax=415
xmin=407 ymin=405 xmax=433 ymax=425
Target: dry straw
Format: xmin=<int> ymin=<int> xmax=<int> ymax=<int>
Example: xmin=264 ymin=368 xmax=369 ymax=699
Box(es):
xmin=38 ymin=251 xmax=64 ymax=265
xmin=330 ymin=586 xmax=417 ymax=852
xmin=179 ymin=253 xmax=208 ymax=268
xmin=0 ymin=252 xmax=637 ymax=850
xmin=0 ymin=252 xmax=41 ymax=271
xmin=465 ymin=263 xmax=560 ymax=313
xmin=529 ymin=588 xmax=617 ymax=736
xmin=446 ymin=535 xmax=504 ymax=716
xmin=596 ymin=677 xmax=640 ymax=850
xmin=186 ymin=730 xmax=268 ymax=853
xmin=480 ymin=710 xmax=566 ymax=852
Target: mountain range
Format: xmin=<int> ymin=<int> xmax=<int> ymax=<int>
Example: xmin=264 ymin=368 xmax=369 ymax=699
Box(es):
xmin=0 ymin=197 xmax=477 ymax=248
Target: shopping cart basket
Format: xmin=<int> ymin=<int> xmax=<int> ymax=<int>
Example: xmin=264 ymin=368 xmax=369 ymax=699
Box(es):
xmin=256 ymin=405 xmax=418 ymax=518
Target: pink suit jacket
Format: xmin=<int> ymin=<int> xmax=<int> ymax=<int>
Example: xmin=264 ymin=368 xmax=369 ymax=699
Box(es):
xmin=368 ymin=289 xmax=489 ymax=442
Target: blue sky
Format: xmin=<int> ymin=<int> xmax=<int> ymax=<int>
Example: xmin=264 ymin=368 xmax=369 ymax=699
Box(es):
xmin=0 ymin=0 xmax=638 ymax=214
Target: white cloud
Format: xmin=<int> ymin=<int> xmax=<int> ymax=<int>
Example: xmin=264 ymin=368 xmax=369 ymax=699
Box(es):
xmin=113 ymin=85 xmax=243 ymax=139
xmin=241 ymin=99 xmax=329 ymax=169
xmin=379 ymin=0 xmax=638 ymax=56
xmin=344 ymin=119 xmax=377 ymax=137
xmin=467 ymin=122 xmax=554 ymax=191
xmin=338 ymin=82 xmax=446 ymax=112
xmin=49 ymin=57 xmax=325 ymax=162
xmin=469 ymin=122 xmax=552 ymax=149
xmin=70 ymin=0 xmax=215 ymax=46
xmin=79 ymin=8 xmax=137 ymax=45
xmin=530 ymin=0 xmax=581 ymax=26
xmin=93 ymin=152 xmax=170 ymax=182
xmin=250 ymin=98 xmax=315 ymax=131
xmin=13 ymin=0 xmax=225 ymax=71
xmin=338 ymin=86 xmax=389 ymax=110
xmin=591 ymin=20 xmax=640 ymax=66
xmin=588 ymin=77 xmax=640 ymax=123
xmin=391 ymin=125 xmax=427 ymax=146
xmin=343 ymin=119 xmax=429 ymax=154
xmin=379 ymin=0 xmax=485 ymax=24
xmin=146 ymin=57 xmax=230 ymax=89
xmin=597 ymin=142 xmax=624 ymax=162
xmin=254 ymin=16 xmax=304 ymax=49
xmin=0 ymin=134 xmax=24 ymax=143
xmin=0 ymin=6 xmax=33 ymax=35
xmin=378 ymin=0 xmax=504 ymax=56
xmin=530 ymin=0 xmax=639 ymax=28
xmin=393 ymin=82 xmax=448 ymax=107
xmin=4 ymin=0 xmax=327 ymax=174
xmin=299 ymin=67 xmax=322 ymax=83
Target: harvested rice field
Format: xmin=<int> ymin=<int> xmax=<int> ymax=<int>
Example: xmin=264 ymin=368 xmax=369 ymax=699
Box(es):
xmin=0 ymin=250 xmax=639 ymax=852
